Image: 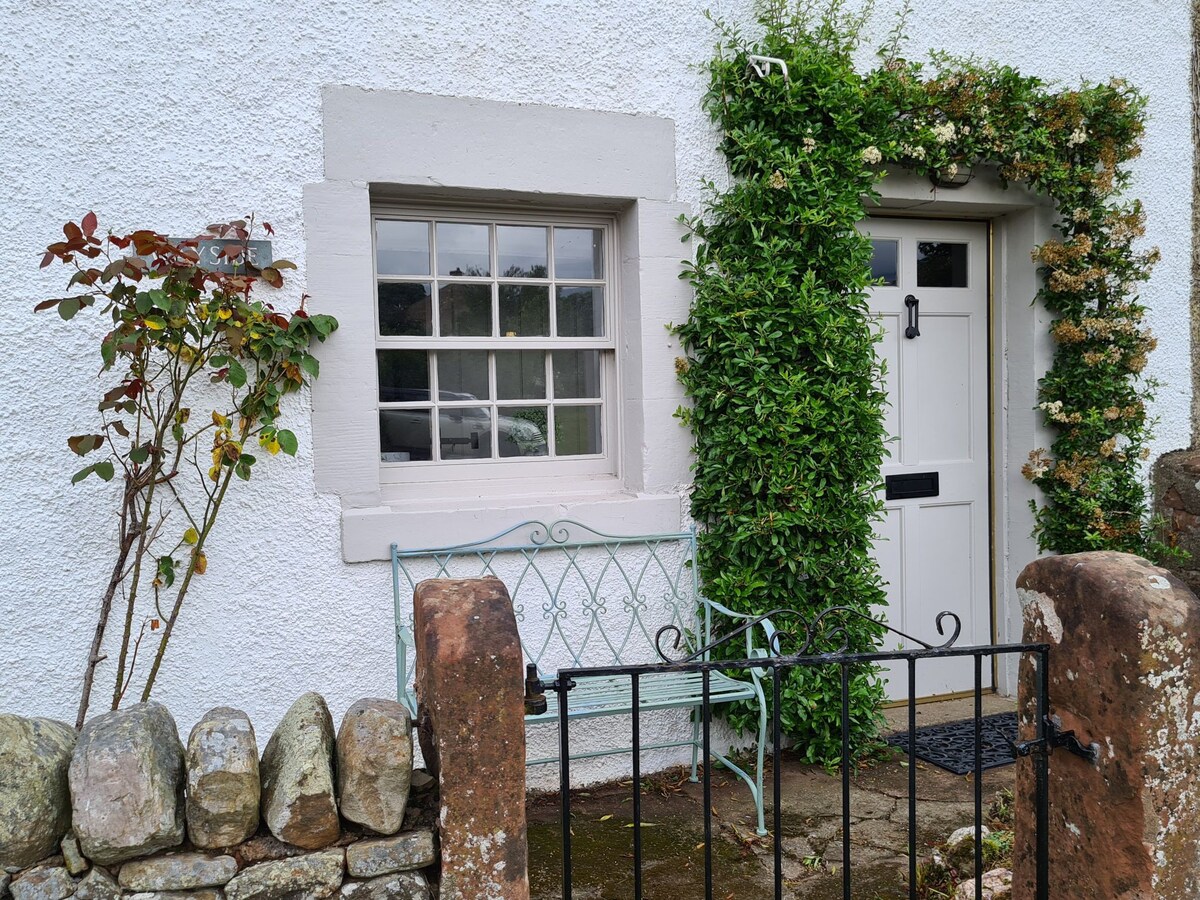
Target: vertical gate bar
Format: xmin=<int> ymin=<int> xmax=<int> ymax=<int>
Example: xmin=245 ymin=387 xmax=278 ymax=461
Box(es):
xmin=1036 ymin=648 xmax=1050 ymax=900
xmin=974 ymin=652 xmax=984 ymax=899
xmin=841 ymin=663 xmax=851 ymax=900
xmin=559 ymin=681 xmax=572 ymax=900
xmin=702 ymin=669 xmax=713 ymax=900
xmin=907 ymin=657 xmax=917 ymax=900
xmin=773 ymin=666 xmax=783 ymax=900
xmin=631 ymin=673 xmax=643 ymax=900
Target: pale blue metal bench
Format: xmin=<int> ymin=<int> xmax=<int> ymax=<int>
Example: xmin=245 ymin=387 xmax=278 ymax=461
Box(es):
xmin=391 ymin=519 xmax=771 ymax=834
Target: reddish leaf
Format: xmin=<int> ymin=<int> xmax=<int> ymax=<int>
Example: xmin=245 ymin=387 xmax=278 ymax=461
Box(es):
xmin=33 ymin=298 xmax=62 ymax=312
xmin=263 ymin=221 xmax=275 ymax=236
xmin=63 ymin=222 xmax=83 ymax=241
xmin=82 ymin=211 xmax=98 ymax=236
xmin=260 ymin=267 xmax=283 ymax=288
xmin=111 ymin=420 xmax=130 ymax=438
xmin=39 ymin=250 xmax=55 ymax=269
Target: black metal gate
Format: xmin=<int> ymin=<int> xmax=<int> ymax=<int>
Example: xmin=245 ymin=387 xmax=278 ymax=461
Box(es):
xmin=548 ymin=607 xmax=1054 ymax=900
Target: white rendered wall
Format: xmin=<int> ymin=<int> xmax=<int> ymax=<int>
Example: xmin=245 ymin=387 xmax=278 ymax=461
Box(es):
xmin=0 ymin=0 xmax=1191 ymax=762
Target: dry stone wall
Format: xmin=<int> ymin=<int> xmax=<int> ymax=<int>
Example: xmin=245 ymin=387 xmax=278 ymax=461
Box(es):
xmin=0 ymin=695 xmax=436 ymax=900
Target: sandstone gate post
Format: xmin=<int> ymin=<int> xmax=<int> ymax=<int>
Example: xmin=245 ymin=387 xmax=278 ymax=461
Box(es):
xmin=413 ymin=576 xmax=530 ymax=900
xmin=1013 ymin=552 xmax=1200 ymax=899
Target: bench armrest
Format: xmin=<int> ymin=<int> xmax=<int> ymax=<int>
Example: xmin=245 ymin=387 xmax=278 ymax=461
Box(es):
xmin=699 ymin=596 xmax=779 ymax=663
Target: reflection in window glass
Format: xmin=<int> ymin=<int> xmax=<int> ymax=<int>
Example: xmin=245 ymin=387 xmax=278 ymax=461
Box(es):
xmin=437 ymin=351 xmax=489 ymax=401
xmin=555 ymin=406 xmax=602 ymax=455
xmin=496 ymin=351 xmax=546 ymax=400
xmin=498 ymin=407 xmax=549 ymax=457
xmin=378 ymin=282 xmax=432 ymax=336
xmin=870 ymin=239 xmax=899 ymax=287
xmin=376 ymin=221 xmax=429 ymax=276
xmin=554 ymin=228 xmax=603 ymax=279
xmin=380 ymin=409 xmax=431 ymax=462
xmin=437 ymin=223 xmax=490 ymax=276
xmin=556 ymin=286 xmax=604 ymax=337
xmin=439 ymin=407 xmax=492 ymax=460
xmin=497 ymin=225 xmax=548 ymax=278
xmin=438 ymin=283 xmax=492 ymax=336
xmin=377 ymin=350 xmax=429 ymax=402
xmin=917 ymin=242 xmax=969 ymax=287
xmin=553 ymin=350 xmax=601 ymax=399
xmin=499 ymin=284 xmax=549 ymax=336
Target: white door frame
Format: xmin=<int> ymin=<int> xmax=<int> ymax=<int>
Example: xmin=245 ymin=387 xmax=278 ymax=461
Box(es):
xmin=866 ymin=167 xmax=1059 ymax=697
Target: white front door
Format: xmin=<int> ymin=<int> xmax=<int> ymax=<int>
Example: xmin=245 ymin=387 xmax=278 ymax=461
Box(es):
xmin=861 ymin=218 xmax=991 ymax=700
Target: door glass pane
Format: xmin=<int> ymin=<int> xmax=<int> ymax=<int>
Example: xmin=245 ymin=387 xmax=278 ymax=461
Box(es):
xmin=554 ymin=228 xmax=603 ymax=279
xmin=870 ymin=239 xmax=899 ymax=287
xmin=376 ymin=350 xmax=429 ymax=402
xmin=496 ymin=351 xmax=546 ymax=400
xmin=380 ymin=409 xmax=431 ymax=462
xmin=497 ymin=225 xmax=548 ymax=278
xmin=439 ymin=407 xmax=492 ymax=460
xmin=378 ymin=282 xmax=432 ymax=336
xmin=499 ymin=284 xmax=550 ymax=336
xmin=438 ymin=283 xmax=492 ymax=336
xmin=376 ymin=220 xmax=429 ymax=276
xmin=498 ymin=407 xmax=549 ymax=457
xmin=555 ymin=406 xmax=602 ymax=456
xmin=553 ymin=350 xmax=602 ymax=399
xmin=917 ymin=242 xmax=969 ymax=287
xmin=437 ymin=350 xmax=489 ymax=401
xmin=555 ymin=286 xmax=604 ymax=337
xmin=437 ymin=222 xmax=490 ymax=276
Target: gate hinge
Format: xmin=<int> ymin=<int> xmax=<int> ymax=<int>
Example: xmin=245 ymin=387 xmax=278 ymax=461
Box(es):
xmin=524 ymin=665 xmax=574 ymax=715
xmin=1011 ymin=715 xmax=1100 ymax=764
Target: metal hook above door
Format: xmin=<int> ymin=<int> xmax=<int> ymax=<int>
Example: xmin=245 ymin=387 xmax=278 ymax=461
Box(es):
xmin=905 ymin=295 xmax=921 ymax=339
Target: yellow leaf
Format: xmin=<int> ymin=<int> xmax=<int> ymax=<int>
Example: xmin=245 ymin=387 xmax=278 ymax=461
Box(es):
xmin=207 ymin=465 xmax=220 ymax=482
xmin=599 ymin=814 xmax=613 ymax=822
xmin=212 ymin=411 xmax=228 ymax=427
xmin=266 ymin=438 xmax=281 ymax=456
xmin=182 ymin=527 xmax=199 ymax=545
xmin=217 ymin=308 xmax=233 ymax=320
xmin=194 ymin=552 xmax=207 ymax=575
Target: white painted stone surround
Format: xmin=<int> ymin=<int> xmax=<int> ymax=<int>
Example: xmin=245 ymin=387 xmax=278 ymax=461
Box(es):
xmin=0 ymin=0 xmax=1191 ymax=769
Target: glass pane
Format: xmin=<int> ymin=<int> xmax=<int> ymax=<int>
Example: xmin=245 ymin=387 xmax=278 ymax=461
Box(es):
xmin=377 ymin=350 xmax=429 ymax=402
xmin=917 ymin=242 xmax=969 ymax=287
xmin=438 ymin=283 xmax=492 ymax=336
xmin=437 ymin=350 xmax=489 ymax=401
xmin=555 ymin=286 xmax=604 ymax=337
xmin=553 ymin=350 xmax=602 ymax=399
xmin=555 ymin=406 xmax=602 ymax=456
xmin=437 ymin=222 xmax=490 ymax=276
xmin=498 ymin=407 xmax=549 ymax=457
xmin=378 ymin=282 xmax=432 ymax=336
xmin=376 ymin=220 xmax=429 ymax=276
xmin=439 ymin=407 xmax=492 ymax=460
xmin=499 ymin=284 xmax=550 ymax=337
xmin=380 ymin=409 xmax=431 ymax=462
xmin=870 ymin=239 xmax=899 ymax=287
xmin=496 ymin=350 xmax=546 ymax=400
xmin=497 ymin=225 xmax=548 ymax=278
xmin=554 ymin=228 xmax=604 ymax=279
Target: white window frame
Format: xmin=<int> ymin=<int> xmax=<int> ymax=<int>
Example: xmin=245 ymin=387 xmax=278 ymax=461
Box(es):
xmin=372 ymin=203 xmax=619 ymax=485
xmin=306 ymin=88 xmax=693 ymax=559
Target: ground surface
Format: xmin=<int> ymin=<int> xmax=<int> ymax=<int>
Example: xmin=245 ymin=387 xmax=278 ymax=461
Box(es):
xmin=527 ymin=696 xmax=1016 ymax=899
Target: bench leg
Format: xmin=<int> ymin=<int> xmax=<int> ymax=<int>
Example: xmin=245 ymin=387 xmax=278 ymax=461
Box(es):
xmin=689 ymin=714 xmax=700 ymax=782
xmin=753 ymin=688 xmax=767 ymax=836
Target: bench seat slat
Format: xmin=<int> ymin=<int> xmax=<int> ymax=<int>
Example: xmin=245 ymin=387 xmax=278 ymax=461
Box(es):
xmin=526 ymin=670 xmax=757 ymax=722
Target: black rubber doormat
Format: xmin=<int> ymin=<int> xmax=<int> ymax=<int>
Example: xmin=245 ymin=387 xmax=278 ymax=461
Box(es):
xmin=885 ymin=711 xmax=1018 ymax=775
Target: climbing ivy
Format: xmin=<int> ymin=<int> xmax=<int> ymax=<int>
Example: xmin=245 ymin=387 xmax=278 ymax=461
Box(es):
xmin=679 ymin=0 xmax=1170 ymax=764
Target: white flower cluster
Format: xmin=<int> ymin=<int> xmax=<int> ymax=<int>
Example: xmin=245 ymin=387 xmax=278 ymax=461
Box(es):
xmin=900 ymin=144 xmax=926 ymax=160
xmin=932 ymin=122 xmax=957 ymax=143
xmin=861 ymin=145 xmax=882 ymax=165
xmin=1039 ymin=400 xmax=1065 ymax=419
xmin=1067 ymin=127 xmax=1088 ymax=147
xmin=802 ymin=136 xmax=817 ymax=153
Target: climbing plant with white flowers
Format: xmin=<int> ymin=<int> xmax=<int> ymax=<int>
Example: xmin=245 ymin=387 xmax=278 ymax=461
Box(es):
xmin=677 ymin=0 xmax=1174 ymax=763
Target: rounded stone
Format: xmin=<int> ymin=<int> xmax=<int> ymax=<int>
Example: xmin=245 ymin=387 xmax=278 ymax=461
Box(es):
xmin=185 ymin=707 xmax=259 ymax=849
xmin=259 ymin=693 xmax=339 ymax=850
xmin=0 ymin=716 xmax=76 ymax=869
xmin=336 ymin=699 xmax=413 ymax=835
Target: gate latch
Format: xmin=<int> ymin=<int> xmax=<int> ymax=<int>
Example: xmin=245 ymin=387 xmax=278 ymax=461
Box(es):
xmin=1011 ymin=714 xmax=1100 ymax=764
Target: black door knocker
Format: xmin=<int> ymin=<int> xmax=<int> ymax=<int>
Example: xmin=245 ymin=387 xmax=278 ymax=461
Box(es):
xmin=904 ymin=294 xmax=921 ymax=339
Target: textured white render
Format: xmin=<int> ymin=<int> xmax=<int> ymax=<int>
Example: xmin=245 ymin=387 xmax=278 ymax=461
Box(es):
xmin=0 ymin=0 xmax=1191 ymax=778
